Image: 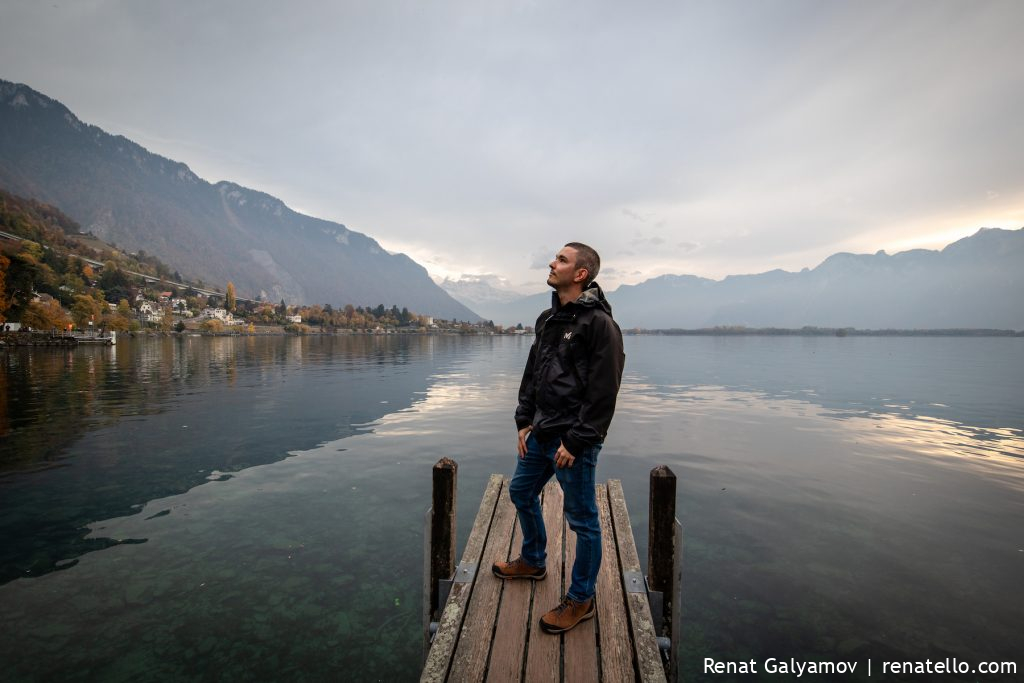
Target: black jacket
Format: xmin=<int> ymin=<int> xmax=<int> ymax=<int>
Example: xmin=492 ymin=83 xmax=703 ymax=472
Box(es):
xmin=515 ymin=282 xmax=625 ymax=456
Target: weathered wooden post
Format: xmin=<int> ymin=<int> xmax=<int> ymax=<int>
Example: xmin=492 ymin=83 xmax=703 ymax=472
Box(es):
xmin=648 ymin=465 xmax=682 ymax=681
xmin=423 ymin=457 xmax=457 ymax=661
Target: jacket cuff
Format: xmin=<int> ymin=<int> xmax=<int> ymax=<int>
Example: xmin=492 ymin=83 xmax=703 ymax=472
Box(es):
xmin=561 ymin=433 xmax=588 ymax=458
xmin=516 ymin=417 xmax=533 ymax=431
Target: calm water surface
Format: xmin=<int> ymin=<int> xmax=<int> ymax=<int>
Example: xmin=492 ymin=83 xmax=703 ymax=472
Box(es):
xmin=1 ymin=335 xmax=1021 ymax=681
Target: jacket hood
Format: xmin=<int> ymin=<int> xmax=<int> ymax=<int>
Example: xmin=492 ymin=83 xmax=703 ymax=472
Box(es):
xmin=550 ymin=282 xmax=614 ymax=317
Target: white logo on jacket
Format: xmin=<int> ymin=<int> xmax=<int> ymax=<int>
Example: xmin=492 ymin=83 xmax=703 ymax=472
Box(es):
xmin=563 ymin=332 xmax=572 ymax=340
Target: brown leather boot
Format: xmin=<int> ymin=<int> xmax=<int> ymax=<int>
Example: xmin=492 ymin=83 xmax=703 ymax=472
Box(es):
xmin=492 ymin=557 xmax=547 ymax=580
xmin=539 ymin=595 xmax=595 ymax=634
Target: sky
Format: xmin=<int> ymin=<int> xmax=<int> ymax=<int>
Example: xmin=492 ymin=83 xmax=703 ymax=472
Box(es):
xmin=2 ymin=0 xmax=1023 ymax=294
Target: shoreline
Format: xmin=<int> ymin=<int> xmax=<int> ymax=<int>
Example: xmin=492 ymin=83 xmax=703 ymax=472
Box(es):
xmin=624 ymin=327 xmax=1023 ymax=337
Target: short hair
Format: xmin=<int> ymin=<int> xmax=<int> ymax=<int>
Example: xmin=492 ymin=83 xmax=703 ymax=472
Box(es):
xmin=564 ymin=242 xmax=600 ymax=287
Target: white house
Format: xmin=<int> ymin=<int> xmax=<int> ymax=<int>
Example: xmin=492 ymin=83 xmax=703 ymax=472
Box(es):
xmin=170 ymin=298 xmax=192 ymax=317
xmin=201 ymin=307 xmax=244 ymax=325
xmin=136 ymin=301 xmax=165 ymax=324
xmin=202 ymin=307 xmax=229 ymax=321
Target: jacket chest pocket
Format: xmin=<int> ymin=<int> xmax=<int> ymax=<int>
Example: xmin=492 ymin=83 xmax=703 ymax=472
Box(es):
xmin=551 ymin=339 xmax=586 ymax=390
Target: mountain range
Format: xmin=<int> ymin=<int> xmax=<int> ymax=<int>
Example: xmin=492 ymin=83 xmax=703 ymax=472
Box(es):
xmin=3 ymin=78 xmax=1020 ymax=330
xmin=460 ymin=227 xmax=1024 ymax=330
xmin=0 ymin=79 xmax=478 ymax=320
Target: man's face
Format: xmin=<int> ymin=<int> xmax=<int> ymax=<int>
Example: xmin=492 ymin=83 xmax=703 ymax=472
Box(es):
xmin=547 ymin=246 xmax=585 ymax=289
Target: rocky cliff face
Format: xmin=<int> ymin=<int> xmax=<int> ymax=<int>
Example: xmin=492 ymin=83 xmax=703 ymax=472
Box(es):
xmin=0 ymin=79 xmax=480 ymax=319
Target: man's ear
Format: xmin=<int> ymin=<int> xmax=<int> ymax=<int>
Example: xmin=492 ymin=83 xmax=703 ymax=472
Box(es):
xmin=573 ymin=268 xmax=589 ymax=284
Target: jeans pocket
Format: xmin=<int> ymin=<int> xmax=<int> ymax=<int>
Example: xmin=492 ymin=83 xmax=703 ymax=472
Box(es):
xmin=579 ymin=443 xmax=602 ymax=468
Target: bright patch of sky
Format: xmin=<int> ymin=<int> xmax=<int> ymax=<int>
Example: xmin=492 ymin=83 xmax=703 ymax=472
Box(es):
xmin=1 ymin=0 xmax=1022 ymax=294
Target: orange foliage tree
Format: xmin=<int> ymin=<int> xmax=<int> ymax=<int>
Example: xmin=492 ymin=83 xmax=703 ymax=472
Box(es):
xmin=21 ymin=298 xmax=70 ymax=331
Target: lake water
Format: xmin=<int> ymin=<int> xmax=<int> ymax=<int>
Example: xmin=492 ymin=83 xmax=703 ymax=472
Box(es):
xmin=1 ymin=335 xmax=1021 ymax=681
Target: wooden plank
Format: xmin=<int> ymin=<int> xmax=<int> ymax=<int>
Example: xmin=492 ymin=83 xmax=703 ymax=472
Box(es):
xmin=448 ymin=483 xmax=519 ymax=682
xmin=485 ymin=518 xmax=529 ymax=683
xmin=595 ymin=484 xmax=635 ymax=683
xmin=524 ymin=481 xmax=564 ymax=683
xmin=562 ymin=513 xmax=599 ymax=683
xmin=421 ymin=474 xmax=504 ymax=683
xmin=608 ymin=480 xmax=668 ymax=683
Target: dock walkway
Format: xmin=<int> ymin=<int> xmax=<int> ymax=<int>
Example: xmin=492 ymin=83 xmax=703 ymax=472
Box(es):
xmin=0 ymin=331 xmax=115 ymax=346
xmin=422 ymin=468 xmax=677 ymax=682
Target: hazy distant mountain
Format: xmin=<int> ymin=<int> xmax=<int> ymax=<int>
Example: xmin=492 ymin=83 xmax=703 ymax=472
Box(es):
xmin=480 ymin=291 xmax=550 ymax=329
xmin=437 ymin=275 xmax=524 ymax=315
xmin=479 ymin=228 xmax=1024 ymax=330
xmin=0 ymin=79 xmax=479 ymax=320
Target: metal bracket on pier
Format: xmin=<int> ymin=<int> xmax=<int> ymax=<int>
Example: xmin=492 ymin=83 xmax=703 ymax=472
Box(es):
xmin=433 ymin=561 xmax=475 ymax=616
xmin=623 ymin=570 xmax=646 ymax=593
xmin=452 ymin=561 xmax=477 ymax=584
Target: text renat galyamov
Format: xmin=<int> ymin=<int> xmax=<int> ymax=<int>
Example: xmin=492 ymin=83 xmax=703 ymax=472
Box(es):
xmin=705 ymin=658 xmax=856 ymax=677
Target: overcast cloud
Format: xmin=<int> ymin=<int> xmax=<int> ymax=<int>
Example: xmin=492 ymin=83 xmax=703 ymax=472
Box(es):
xmin=2 ymin=0 xmax=1022 ymax=292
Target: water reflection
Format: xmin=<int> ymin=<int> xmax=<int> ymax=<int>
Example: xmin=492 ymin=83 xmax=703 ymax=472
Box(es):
xmin=603 ymin=344 xmax=1023 ymax=682
xmin=849 ymin=412 xmax=1024 ymax=471
xmin=1 ymin=335 xmax=1021 ymax=681
xmin=0 ymin=336 xmax=452 ymax=585
xmin=623 ymin=379 xmax=1024 ymax=481
xmin=0 ymin=335 xmax=524 ymax=681
xmin=623 ymin=335 xmax=1024 ymax=432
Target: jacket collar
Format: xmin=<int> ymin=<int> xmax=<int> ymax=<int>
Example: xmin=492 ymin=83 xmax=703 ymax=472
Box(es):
xmin=550 ymin=282 xmax=613 ymax=317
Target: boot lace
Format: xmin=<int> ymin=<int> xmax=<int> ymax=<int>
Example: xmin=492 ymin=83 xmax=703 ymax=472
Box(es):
xmin=552 ymin=595 xmax=577 ymax=614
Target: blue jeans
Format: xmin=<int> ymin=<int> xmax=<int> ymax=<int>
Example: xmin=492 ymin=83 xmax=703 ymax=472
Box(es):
xmin=508 ymin=433 xmax=602 ymax=602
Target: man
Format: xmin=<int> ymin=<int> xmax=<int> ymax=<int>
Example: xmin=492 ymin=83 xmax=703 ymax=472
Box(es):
xmin=492 ymin=242 xmax=625 ymax=634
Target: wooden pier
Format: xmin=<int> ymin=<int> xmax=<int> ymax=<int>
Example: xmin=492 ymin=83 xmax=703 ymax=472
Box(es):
xmin=422 ymin=460 xmax=682 ymax=682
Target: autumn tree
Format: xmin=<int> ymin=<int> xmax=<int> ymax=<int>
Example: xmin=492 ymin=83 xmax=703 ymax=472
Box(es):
xmin=200 ymin=319 xmax=224 ymax=334
xmin=21 ymin=298 xmax=69 ymax=330
xmin=60 ymin=272 xmax=86 ymax=295
xmin=17 ymin=241 xmax=44 ymax=264
xmin=101 ymin=310 xmax=132 ymax=332
xmin=71 ymin=294 xmax=103 ymax=327
xmin=225 ymin=281 xmax=236 ymax=313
